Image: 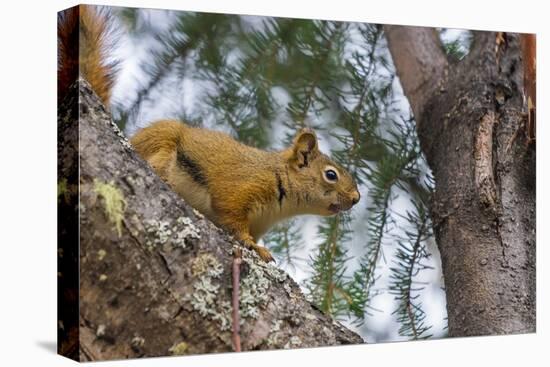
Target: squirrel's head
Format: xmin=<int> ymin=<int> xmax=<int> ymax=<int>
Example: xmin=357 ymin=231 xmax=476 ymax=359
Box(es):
xmin=284 ymin=128 xmax=360 ymax=216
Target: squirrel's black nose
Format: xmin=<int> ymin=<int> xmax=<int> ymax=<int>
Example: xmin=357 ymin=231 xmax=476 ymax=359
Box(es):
xmin=351 ymin=191 xmax=360 ymax=205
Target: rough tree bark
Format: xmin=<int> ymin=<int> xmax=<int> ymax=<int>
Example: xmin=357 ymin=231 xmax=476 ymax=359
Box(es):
xmin=57 ymin=80 xmax=362 ymax=361
xmin=384 ymin=27 xmax=535 ymax=336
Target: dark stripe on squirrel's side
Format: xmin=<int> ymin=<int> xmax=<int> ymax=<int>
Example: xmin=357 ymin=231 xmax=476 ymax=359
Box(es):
xmin=276 ymin=172 xmax=287 ymax=208
xmin=176 ymin=148 xmax=208 ymax=186
xmin=298 ymin=150 xmax=310 ymax=168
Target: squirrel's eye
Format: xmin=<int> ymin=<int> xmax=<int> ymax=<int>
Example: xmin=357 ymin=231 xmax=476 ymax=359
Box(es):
xmin=324 ymin=169 xmax=338 ymax=182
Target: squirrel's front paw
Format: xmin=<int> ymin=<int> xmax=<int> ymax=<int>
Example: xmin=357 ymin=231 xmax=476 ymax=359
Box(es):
xmin=254 ymin=246 xmax=275 ymax=263
xmin=242 ymin=239 xmax=275 ymax=263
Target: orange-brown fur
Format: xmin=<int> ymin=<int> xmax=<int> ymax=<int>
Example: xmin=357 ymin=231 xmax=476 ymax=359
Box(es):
xmin=58 ymin=5 xmax=117 ymax=106
xmin=131 ymin=121 xmax=360 ymax=262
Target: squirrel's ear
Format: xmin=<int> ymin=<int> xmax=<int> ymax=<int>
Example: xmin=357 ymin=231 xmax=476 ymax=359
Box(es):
xmin=291 ymin=128 xmax=319 ymax=168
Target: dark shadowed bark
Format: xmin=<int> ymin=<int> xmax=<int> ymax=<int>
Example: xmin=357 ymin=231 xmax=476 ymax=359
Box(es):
xmin=57 ymin=80 xmax=362 ymax=362
xmin=385 ymin=26 xmax=535 ymax=336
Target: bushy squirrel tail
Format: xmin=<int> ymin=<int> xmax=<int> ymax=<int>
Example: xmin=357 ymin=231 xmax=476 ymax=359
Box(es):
xmin=58 ymin=5 xmax=118 ymax=106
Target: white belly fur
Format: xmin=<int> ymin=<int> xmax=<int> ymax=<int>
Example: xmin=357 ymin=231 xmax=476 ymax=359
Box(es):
xmin=168 ymin=169 xmax=214 ymax=219
xmin=248 ymin=201 xmax=302 ymax=240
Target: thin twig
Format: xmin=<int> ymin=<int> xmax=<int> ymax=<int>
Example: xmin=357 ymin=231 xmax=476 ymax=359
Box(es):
xmin=232 ymin=247 xmax=242 ymax=352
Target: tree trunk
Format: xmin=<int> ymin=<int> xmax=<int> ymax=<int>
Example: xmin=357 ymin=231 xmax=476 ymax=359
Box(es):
xmin=57 ymin=80 xmax=362 ymax=362
xmin=384 ymin=27 xmax=535 ymax=336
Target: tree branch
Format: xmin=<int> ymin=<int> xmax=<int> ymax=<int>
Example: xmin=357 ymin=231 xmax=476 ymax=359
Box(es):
xmin=384 ymin=28 xmax=535 ymax=337
xmin=57 ymin=79 xmax=363 ymax=361
xmin=383 ymin=25 xmax=448 ymax=121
